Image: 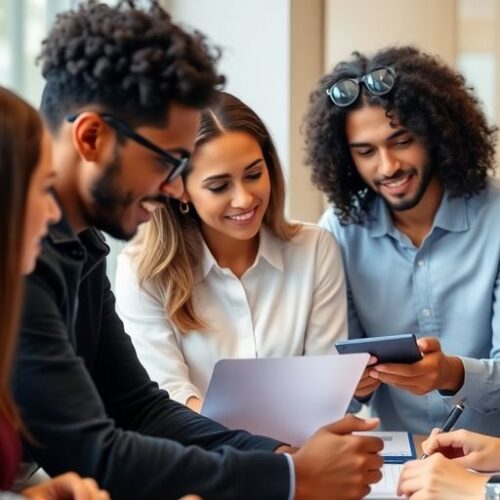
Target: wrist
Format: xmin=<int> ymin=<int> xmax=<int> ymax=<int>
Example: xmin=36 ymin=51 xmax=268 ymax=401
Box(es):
xmin=275 ymin=444 xmax=299 ymax=454
xmin=440 ymin=356 xmax=464 ymax=392
xmin=291 ymin=453 xmax=308 ymax=500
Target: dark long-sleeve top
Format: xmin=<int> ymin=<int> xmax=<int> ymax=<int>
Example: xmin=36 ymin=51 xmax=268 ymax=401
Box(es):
xmin=13 ymin=212 xmax=289 ymax=500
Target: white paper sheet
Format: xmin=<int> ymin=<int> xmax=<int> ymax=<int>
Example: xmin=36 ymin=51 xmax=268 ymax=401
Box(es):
xmin=365 ymin=464 xmax=405 ymax=499
xmin=201 ymin=353 xmax=369 ymax=445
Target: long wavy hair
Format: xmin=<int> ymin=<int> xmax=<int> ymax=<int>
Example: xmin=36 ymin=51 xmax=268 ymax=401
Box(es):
xmin=304 ymin=45 xmax=498 ymax=224
xmin=131 ymin=92 xmax=299 ymax=333
xmin=0 ymin=87 xmax=42 ymax=429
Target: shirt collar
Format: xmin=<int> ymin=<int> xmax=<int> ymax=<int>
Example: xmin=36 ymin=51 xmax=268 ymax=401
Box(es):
xmin=47 ymin=194 xmax=109 ymax=259
xmin=368 ymin=191 xmax=469 ymax=238
xmin=195 ymin=225 xmax=284 ymax=283
xmin=432 ymin=193 xmax=469 ymax=233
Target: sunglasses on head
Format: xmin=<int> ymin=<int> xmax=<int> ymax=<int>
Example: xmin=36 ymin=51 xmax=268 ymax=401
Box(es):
xmin=326 ymin=66 xmax=396 ymax=107
xmin=66 ymin=112 xmax=190 ymax=184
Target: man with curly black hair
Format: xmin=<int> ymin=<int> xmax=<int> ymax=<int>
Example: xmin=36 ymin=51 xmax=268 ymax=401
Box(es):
xmin=305 ymin=45 xmax=500 ymax=437
xmin=13 ymin=2 xmax=384 ymax=500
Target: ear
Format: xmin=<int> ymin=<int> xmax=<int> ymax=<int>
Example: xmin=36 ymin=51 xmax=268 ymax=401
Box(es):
xmin=180 ymin=191 xmax=191 ymax=203
xmin=70 ymin=112 xmax=114 ymax=164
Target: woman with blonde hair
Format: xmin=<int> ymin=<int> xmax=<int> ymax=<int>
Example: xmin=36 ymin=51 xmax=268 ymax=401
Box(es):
xmin=0 ymin=86 xmax=109 ymax=499
xmin=116 ymin=92 xmax=347 ymax=412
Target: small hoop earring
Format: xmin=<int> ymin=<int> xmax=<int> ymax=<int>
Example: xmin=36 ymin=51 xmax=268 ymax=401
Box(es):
xmin=179 ymin=202 xmax=190 ymax=214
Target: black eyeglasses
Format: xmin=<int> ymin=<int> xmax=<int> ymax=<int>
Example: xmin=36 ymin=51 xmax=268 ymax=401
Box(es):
xmin=326 ymin=66 xmax=396 ymax=107
xmin=66 ymin=112 xmax=190 ymax=183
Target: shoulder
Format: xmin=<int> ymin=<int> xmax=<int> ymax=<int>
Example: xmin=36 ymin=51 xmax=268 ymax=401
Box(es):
xmin=467 ymin=177 xmax=500 ymax=215
xmin=483 ymin=177 xmax=500 ymax=202
xmin=115 ymin=245 xmax=162 ymax=303
xmin=289 ymin=221 xmax=339 ymax=249
xmin=115 ymin=246 xmax=141 ymax=291
xmin=280 ymin=222 xmax=342 ymax=269
xmin=26 ymin=238 xmax=67 ymax=302
xmin=318 ymin=206 xmax=369 ymax=244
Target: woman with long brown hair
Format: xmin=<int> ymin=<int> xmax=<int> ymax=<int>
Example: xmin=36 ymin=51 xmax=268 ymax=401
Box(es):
xmin=0 ymin=86 xmax=109 ymax=499
xmin=115 ymin=92 xmax=348 ymax=412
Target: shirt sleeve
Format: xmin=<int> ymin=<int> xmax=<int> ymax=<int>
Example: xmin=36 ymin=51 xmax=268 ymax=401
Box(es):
xmin=442 ymin=266 xmax=500 ymax=413
xmin=319 ymin=210 xmax=368 ymax=412
xmin=318 ymin=210 xmax=366 ymax=341
xmin=14 ymin=262 xmax=290 ymax=500
xmin=284 ymin=453 xmax=296 ymax=500
xmin=115 ymin=251 xmax=202 ymax=405
xmin=303 ymin=228 xmax=348 ymax=353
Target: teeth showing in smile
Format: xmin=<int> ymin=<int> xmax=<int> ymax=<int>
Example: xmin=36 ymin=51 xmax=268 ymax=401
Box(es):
xmin=140 ymin=201 xmax=161 ymax=213
xmin=384 ymin=175 xmax=410 ymax=188
xmin=227 ymin=208 xmax=255 ymax=221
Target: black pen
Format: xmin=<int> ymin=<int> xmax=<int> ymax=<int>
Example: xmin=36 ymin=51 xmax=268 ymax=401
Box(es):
xmin=421 ymin=401 xmax=465 ymax=459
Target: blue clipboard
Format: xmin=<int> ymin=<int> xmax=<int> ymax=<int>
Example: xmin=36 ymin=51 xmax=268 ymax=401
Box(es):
xmin=382 ymin=432 xmax=416 ymax=464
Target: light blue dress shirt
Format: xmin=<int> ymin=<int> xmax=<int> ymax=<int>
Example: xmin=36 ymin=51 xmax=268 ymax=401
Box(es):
xmin=320 ymin=178 xmax=500 ymax=436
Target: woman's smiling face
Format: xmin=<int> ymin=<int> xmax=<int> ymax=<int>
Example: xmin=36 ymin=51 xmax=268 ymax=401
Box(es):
xmin=185 ymin=130 xmax=271 ymax=244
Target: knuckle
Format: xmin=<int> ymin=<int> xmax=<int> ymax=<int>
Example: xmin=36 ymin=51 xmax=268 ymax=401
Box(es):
xmin=64 ymin=472 xmax=80 ymax=482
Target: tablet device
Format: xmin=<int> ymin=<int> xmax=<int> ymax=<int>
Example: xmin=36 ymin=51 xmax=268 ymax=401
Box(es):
xmin=335 ymin=334 xmax=423 ymax=364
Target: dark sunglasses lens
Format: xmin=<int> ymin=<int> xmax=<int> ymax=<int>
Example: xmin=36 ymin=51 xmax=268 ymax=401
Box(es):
xmin=364 ymin=68 xmax=395 ymax=95
xmin=328 ymin=79 xmax=359 ymax=107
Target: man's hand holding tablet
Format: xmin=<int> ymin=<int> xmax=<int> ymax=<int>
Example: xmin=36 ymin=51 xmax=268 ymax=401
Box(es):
xmin=336 ymin=334 xmax=422 ymax=399
xmin=336 ymin=335 xmax=465 ymax=398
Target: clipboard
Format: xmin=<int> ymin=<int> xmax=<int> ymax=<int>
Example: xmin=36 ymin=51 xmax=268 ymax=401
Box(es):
xmin=356 ymin=431 xmax=416 ymax=464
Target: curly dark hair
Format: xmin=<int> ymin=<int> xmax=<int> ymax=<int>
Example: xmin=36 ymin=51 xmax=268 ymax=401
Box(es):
xmin=304 ymin=45 xmax=498 ymax=224
xmin=39 ymin=0 xmax=224 ymax=131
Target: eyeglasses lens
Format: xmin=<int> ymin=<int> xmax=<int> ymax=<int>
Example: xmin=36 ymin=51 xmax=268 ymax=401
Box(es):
xmin=364 ymin=68 xmax=395 ymax=95
xmin=330 ymin=79 xmax=359 ymax=107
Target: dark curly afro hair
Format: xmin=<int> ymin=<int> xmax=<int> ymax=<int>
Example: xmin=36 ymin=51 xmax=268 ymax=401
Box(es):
xmin=39 ymin=0 xmax=224 ymax=131
xmin=304 ymin=45 xmax=497 ymax=225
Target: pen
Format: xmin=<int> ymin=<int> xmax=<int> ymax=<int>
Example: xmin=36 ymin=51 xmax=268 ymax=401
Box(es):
xmin=421 ymin=401 xmax=465 ymax=460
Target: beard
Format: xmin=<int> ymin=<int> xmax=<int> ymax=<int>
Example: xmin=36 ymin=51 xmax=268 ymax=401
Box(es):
xmin=377 ymin=161 xmax=434 ymax=212
xmin=87 ymin=152 xmax=136 ymax=241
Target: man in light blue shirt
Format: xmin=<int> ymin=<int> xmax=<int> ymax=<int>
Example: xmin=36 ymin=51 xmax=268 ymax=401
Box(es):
xmin=304 ymin=45 xmax=500 ymax=436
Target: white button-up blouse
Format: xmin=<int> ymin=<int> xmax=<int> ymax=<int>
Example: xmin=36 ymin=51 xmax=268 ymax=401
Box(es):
xmin=115 ymin=223 xmax=347 ymax=405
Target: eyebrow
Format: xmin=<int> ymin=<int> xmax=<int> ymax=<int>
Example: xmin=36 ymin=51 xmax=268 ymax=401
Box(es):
xmin=202 ymin=158 xmax=263 ymax=183
xmin=349 ymin=128 xmax=409 ymax=148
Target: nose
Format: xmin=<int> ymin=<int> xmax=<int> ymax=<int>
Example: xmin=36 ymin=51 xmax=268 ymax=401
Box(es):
xmin=231 ymin=184 xmax=254 ymax=209
xmin=160 ymin=176 xmax=185 ymax=199
xmin=49 ymin=194 xmax=62 ymax=224
xmin=379 ymin=149 xmax=401 ymax=178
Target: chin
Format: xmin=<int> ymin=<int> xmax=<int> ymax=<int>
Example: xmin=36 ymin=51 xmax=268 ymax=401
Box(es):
xmin=21 ymin=258 xmax=36 ymax=276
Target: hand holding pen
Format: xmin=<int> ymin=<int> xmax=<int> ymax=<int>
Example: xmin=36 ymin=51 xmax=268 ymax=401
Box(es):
xmin=421 ymin=401 xmax=465 ymax=460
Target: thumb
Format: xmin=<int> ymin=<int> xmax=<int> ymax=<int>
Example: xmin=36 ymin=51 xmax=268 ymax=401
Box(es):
xmin=417 ymin=336 xmax=441 ymax=354
xmin=421 ymin=428 xmax=442 ymax=454
xmin=324 ymin=414 xmax=380 ymax=435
